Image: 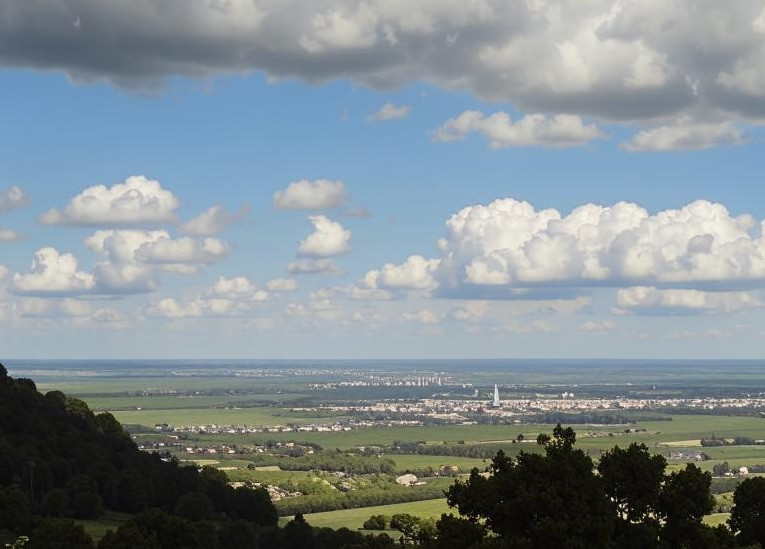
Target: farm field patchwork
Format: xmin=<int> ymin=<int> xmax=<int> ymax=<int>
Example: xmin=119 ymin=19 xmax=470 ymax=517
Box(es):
xmin=13 ymin=360 xmax=765 ymax=535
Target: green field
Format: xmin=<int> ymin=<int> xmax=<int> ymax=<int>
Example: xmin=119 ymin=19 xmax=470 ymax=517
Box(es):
xmin=703 ymin=513 xmax=731 ymax=527
xmin=84 ymin=394 xmax=281 ymax=411
xmin=182 ymin=415 xmax=765 ymax=452
xmin=225 ymin=468 xmax=319 ymax=484
xmin=109 ymin=407 xmax=348 ymax=427
xmin=33 ymin=377 xmax=311 ymax=396
xmin=388 ymin=454 xmax=488 ymax=473
xmin=195 ymin=424 xmax=557 ymax=449
xmin=281 ymin=498 xmax=452 ymax=531
xmin=154 ymin=414 xmax=765 ymax=487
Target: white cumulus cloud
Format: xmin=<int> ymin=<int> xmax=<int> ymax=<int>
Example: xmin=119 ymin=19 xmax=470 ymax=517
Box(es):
xmin=143 ymin=296 xmax=252 ymax=319
xmin=274 ymin=179 xmax=348 ymax=210
xmin=363 ymin=255 xmax=440 ymax=291
xmin=10 ymin=248 xmax=95 ymax=296
xmin=432 ymin=111 xmax=604 ymax=148
xmin=40 ymin=175 xmax=179 ymax=226
xmin=143 ymin=276 xmax=275 ymax=320
xmin=143 ymin=298 xmax=193 ymax=319
xmin=297 ymin=215 xmax=351 ymax=257
xmin=622 ymin=121 xmax=745 ymax=152
xmin=207 ymin=276 xmax=271 ymax=301
xmin=435 ymin=197 xmax=765 ymax=292
xmin=85 ymin=230 xmax=165 ymax=293
xmin=82 ymin=230 xmax=230 ymax=293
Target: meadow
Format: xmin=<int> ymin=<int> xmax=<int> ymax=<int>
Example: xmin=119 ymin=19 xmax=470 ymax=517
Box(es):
xmin=279 ymin=498 xmax=452 ymax=531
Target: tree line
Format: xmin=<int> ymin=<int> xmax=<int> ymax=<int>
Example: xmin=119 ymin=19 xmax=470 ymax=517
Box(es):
xmin=245 ymin=451 xmax=397 ymax=475
xmin=275 ymin=482 xmax=446 ymax=516
xmin=437 ymin=425 xmax=765 ymax=548
xmin=702 ymin=436 xmax=764 ymax=447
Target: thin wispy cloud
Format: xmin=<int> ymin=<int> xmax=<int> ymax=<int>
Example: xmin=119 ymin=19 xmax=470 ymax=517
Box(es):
xmin=367 ymin=103 xmax=411 ymax=122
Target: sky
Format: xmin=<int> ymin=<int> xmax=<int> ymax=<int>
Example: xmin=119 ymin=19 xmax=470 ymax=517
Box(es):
xmin=1 ymin=0 xmax=765 ymax=359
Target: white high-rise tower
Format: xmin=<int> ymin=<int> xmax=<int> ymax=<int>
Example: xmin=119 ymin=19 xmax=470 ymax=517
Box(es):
xmin=492 ymin=384 xmax=501 ymax=407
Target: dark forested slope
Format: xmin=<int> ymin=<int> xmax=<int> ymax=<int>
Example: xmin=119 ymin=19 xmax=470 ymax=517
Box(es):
xmin=0 ymin=363 xmax=277 ymax=546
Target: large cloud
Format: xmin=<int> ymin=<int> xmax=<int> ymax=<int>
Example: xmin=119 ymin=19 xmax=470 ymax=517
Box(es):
xmin=439 ymin=198 xmax=765 ymax=290
xmin=297 ymin=215 xmax=351 ymax=257
xmin=83 ymin=230 xmax=230 ymax=293
xmin=40 ymin=175 xmax=179 ymax=226
xmin=85 ymin=230 xmax=165 ymax=292
xmin=2 ymin=1 xmax=765 ymax=122
xmin=10 ymin=228 xmax=230 ymax=298
xmin=362 ymin=197 xmax=765 ymax=299
xmin=86 ymin=230 xmax=228 ymax=267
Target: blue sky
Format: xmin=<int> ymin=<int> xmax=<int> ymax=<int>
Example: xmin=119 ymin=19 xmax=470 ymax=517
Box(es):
xmin=2 ymin=1 xmax=765 ymax=359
